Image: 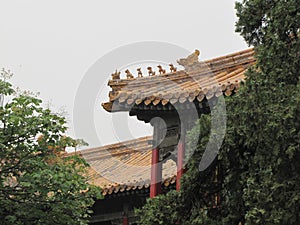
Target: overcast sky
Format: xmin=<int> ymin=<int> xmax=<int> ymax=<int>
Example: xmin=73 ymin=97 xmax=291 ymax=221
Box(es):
xmin=0 ymin=0 xmax=248 ymax=148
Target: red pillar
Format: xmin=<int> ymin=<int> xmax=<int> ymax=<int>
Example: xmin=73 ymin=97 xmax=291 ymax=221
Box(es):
xmin=122 ymin=203 xmax=129 ymax=225
xmin=122 ymin=216 xmax=129 ymax=225
xmin=150 ymin=147 xmax=162 ymax=198
xmin=176 ymin=128 xmax=186 ymax=191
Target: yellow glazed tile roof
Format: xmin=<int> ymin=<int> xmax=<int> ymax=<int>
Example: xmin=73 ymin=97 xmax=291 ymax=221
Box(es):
xmin=102 ymin=48 xmax=255 ymax=112
xmin=70 ymin=136 xmax=177 ymax=196
xmin=80 ymin=48 xmax=256 ymax=195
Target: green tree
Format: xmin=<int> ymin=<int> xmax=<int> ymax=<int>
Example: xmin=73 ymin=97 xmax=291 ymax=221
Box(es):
xmin=224 ymin=1 xmax=300 ymax=224
xmin=0 ymin=70 xmax=102 ymax=225
xmin=136 ymin=191 xmax=179 ymax=225
xmin=138 ymin=1 xmax=300 ymax=224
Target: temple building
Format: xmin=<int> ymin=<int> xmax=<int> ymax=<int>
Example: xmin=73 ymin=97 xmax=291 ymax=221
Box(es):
xmin=75 ymin=48 xmax=255 ymax=225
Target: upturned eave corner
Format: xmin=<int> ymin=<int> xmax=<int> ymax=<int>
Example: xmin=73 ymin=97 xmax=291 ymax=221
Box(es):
xmin=101 ymin=102 xmax=112 ymax=112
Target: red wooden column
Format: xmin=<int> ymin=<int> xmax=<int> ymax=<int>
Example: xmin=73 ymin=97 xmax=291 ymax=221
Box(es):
xmin=122 ymin=204 xmax=129 ymax=225
xmin=176 ymin=124 xmax=186 ymax=191
xmin=150 ymin=146 xmax=162 ymax=198
xmin=150 ymin=120 xmax=162 ymax=198
xmin=122 ymin=216 xmax=129 ymax=225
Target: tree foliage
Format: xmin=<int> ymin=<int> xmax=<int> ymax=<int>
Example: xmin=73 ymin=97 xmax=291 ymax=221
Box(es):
xmin=0 ymin=72 xmax=102 ymax=225
xmin=136 ymin=191 xmax=179 ymax=225
xmin=138 ymin=0 xmax=300 ymax=224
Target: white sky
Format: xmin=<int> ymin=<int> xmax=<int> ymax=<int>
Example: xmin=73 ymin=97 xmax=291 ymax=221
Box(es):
xmin=0 ymin=0 xmax=247 ymax=148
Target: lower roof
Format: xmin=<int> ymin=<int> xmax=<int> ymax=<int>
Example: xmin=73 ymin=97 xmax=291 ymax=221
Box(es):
xmin=70 ymin=136 xmax=177 ymax=196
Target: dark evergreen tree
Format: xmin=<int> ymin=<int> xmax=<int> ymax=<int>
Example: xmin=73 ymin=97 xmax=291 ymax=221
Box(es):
xmin=137 ymin=0 xmax=300 ymax=224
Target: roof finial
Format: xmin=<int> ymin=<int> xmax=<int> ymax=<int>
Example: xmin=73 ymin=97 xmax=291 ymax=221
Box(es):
xmin=147 ymin=67 xmax=156 ymax=76
xmin=125 ymin=69 xmax=134 ymax=79
xmin=177 ymin=49 xmax=201 ymax=71
xmin=169 ymin=64 xmax=177 ymax=73
xmin=111 ymin=70 xmax=120 ymax=80
xmin=157 ymin=65 xmax=166 ymax=74
xmin=137 ymin=68 xmax=143 ymax=77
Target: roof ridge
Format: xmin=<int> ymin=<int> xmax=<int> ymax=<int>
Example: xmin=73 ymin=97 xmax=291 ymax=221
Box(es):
xmin=107 ymin=48 xmax=254 ymax=85
xmin=102 ymin=48 xmax=256 ymax=112
xmin=204 ymin=48 xmax=254 ymax=64
xmin=73 ymin=136 xmax=152 ymax=155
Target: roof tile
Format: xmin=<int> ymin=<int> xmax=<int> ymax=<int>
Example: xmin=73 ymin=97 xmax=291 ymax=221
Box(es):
xmin=68 ymin=136 xmax=177 ymax=195
xmin=102 ymin=48 xmax=255 ymax=112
